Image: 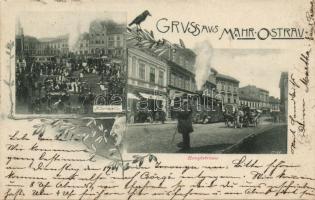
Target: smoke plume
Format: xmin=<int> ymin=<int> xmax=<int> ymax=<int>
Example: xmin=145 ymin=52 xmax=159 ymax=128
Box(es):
xmin=194 ymin=41 xmax=213 ymax=90
xmin=68 ymin=20 xmax=81 ymax=52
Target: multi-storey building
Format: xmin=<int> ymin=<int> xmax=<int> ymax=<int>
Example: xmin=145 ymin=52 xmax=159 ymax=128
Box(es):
xmin=279 ymin=72 xmax=288 ymax=122
xmin=165 ymin=48 xmax=197 ymax=101
xmin=215 ymin=73 xmax=240 ymax=105
xmin=127 ymin=46 xmax=168 ymax=122
xmin=73 ymin=33 xmax=90 ymax=55
xmin=89 ymin=20 xmax=125 ymax=57
xmin=259 ymin=88 xmax=270 ymax=110
xmin=16 ymin=21 xmax=39 ymax=58
xmin=16 ymin=35 xmax=39 ymax=58
xmin=269 ymin=96 xmax=280 ymax=112
xmin=239 ymin=85 xmax=271 ymax=112
xmin=239 ymin=86 xmax=261 ymax=109
xmin=17 ymin=19 xmax=125 ymax=58
xmin=37 ymin=35 xmax=69 ymax=55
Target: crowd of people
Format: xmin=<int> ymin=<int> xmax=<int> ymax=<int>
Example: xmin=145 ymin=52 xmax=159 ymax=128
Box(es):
xmin=16 ymin=55 xmax=126 ymax=114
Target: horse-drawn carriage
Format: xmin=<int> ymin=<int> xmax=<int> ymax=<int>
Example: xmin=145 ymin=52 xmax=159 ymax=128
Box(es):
xmin=223 ymin=104 xmax=261 ymax=128
xmin=242 ymin=107 xmax=261 ymax=127
xmin=223 ymin=104 xmax=243 ymax=128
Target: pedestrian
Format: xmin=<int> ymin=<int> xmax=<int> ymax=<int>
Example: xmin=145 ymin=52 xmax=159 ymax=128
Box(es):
xmin=176 ymin=94 xmax=193 ymax=150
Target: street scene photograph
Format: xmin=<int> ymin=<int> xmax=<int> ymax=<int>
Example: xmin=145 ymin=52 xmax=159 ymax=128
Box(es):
xmin=124 ymin=10 xmax=288 ymax=154
xmin=15 ymin=12 xmax=127 ymax=116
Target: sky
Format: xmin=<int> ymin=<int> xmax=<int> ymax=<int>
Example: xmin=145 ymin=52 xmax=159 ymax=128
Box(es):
xmin=211 ymin=49 xmax=288 ymax=98
xmin=17 ymin=2 xmax=301 ymax=98
xmin=18 ymin=11 xmax=126 ymax=38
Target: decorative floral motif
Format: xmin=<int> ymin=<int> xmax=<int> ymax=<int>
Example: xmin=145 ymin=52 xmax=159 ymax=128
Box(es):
xmin=4 ymin=41 xmax=15 ymax=119
xmin=32 ymin=117 xmax=158 ymax=179
xmin=126 ymin=27 xmax=185 ymax=56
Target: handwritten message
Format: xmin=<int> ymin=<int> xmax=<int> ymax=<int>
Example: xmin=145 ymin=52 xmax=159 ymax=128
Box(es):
xmin=2 ymin=129 xmax=315 ymax=200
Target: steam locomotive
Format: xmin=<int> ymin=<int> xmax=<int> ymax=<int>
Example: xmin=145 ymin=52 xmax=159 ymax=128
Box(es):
xmin=190 ymin=91 xmax=224 ymax=124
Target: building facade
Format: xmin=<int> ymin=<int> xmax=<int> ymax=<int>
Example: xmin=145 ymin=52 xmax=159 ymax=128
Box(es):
xmin=73 ymin=33 xmax=90 ymax=55
xmin=239 ymin=85 xmax=271 ymax=112
xmin=167 ymin=48 xmax=197 ymax=97
xmin=239 ymin=86 xmax=261 ymax=109
xmin=16 ymin=19 xmax=125 ymax=58
xmin=127 ymin=47 xmax=168 ymax=122
xmin=259 ymin=88 xmax=270 ymax=111
xmin=279 ymin=72 xmax=288 ymax=122
xmin=89 ymin=20 xmax=125 ymax=57
xmin=239 ymin=85 xmax=269 ymax=109
xmin=16 ymin=35 xmax=39 ymax=58
xmin=37 ymin=35 xmax=69 ymax=56
xmin=269 ymin=96 xmax=280 ymax=112
xmin=215 ymin=73 xmax=240 ymax=105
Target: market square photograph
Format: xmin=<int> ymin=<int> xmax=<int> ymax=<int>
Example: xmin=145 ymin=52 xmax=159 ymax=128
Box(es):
xmin=15 ymin=12 xmax=127 ymax=116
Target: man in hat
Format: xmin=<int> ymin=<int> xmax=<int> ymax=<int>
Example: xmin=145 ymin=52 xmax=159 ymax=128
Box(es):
xmin=176 ymin=94 xmax=193 ymax=150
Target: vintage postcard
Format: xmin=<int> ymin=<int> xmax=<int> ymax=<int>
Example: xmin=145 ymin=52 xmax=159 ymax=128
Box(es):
xmin=0 ymin=0 xmax=314 ymax=199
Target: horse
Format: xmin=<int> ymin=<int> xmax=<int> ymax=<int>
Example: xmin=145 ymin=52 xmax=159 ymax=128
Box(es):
xmin=223 ymin=108 xmax=244 ymax=128
xmin=234 ymin=109 xmax=245 ymax=128
xmin=223 ymin=110 xmax=235 ymax=128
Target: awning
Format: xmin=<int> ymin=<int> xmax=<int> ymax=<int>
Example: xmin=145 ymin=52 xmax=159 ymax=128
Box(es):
xmin=127 ymin=93 xmax=140 ymax=100
xmin=139 ymin=92 xmax=165 ymax=101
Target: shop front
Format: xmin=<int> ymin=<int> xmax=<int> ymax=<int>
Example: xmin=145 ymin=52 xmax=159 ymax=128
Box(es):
xmin=127 ymin=88 xmax=167 ymax=123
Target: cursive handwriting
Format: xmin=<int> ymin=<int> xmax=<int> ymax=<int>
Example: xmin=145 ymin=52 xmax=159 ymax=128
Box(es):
xmin=3 ymin=129 xmax=315 ymax=200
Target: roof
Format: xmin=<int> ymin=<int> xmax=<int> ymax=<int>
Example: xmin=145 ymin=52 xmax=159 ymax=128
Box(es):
xmin=167 ymin=60 xmax=195 ymax=76
xmin=279 ymin=71 xmax=288 ymax=87
xmin=216 ymin=73 xmax=239 ymax=83
xmin=239 ymin=94 xmax=260 ymax=102
xmin=80 ymin=32 xmax=90 ymax=40
xmin=269 ymin=96 xmax=280 ymax=103
xmin=91 ymin=19 xmax=125 ymax=34
xmin=107 ymin=25 xmax=125 ymax=34
xmin=38 ymin=34 xmax=69 ymax=42
xmin=38 ymin=38 xmax=56 ymax=42
xmin=258 ymin=88 xmax=269 ymax=93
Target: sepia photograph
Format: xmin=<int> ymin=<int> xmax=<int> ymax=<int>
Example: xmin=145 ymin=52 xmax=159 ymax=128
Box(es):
xmin=15 ymin=11 xmax=127 ymax=116
xmin=1 ymin=1 xmax=314 ymax=200
xmin=124 ymin=11 xmax=288 ymax=154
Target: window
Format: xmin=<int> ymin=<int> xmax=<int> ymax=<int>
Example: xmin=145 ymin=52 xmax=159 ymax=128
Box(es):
xmin=149 ymin=67 xmax=155 ymax=83
xmin=139 ymin=63 xmax=145 ymax=80
xmin=170 ymin=73 xmax=175 ymax=86
xmin=158 ymin=70 xmax=164 ymax=86
xmin=175 ymin=76 xmax=179 ymax=87
xmin=108 ymin=36 xmax=114 ymax=47
xmin=132 ymin=57 xmax=136 ymax=77
xmin=115 ymin=35 xmax=122 ymax=47
xmin=180 ymin=77 xmax=184 ymax=88
xmin=185 ymin=79 xmax=189 ymax=90
xmin=179 ymin=56 xmax=184 ymax=66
